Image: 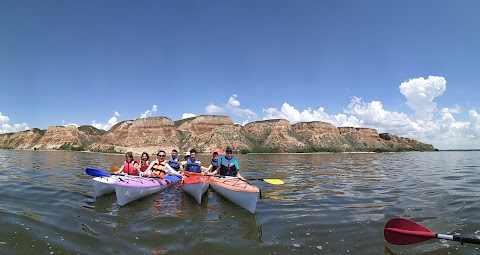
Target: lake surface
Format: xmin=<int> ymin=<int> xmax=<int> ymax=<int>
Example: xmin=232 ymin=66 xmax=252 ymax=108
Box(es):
xmin=1 ymin=149 xmax=480 ymax=255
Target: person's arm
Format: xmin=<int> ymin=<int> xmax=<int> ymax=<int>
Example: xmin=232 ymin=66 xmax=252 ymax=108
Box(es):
xmin=235 ymin=160 xmax=244 ymax=180
xmin=165 ymin=164 xmax=182 ymax=177
xmin=114 ymin=164 xmax=124 ymax=174
xmin=134 ymin=161 xmax=141 ymax=175
xmin=142 ymin=161 xmax=156 ymax=176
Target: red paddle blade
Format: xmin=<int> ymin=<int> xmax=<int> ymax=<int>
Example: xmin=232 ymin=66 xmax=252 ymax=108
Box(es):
xmin=384 ymin=218 xmax=436 ymax=245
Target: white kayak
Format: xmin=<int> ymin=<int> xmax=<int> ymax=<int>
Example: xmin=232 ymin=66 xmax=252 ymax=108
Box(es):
xmin=181 ymin=173 xmax=209 ymax=204
xmin=93 ymin=175 xmax=131 ymax=197
xmin=114 ymin=176 xmax=181 ymax=206
xmin=209 ymin=176 xmax=260 ymax=213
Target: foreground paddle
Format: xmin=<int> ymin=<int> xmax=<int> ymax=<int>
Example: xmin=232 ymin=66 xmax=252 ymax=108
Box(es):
xmin=111 ymin=166 xmax=120 ymax=172
xmin=384 ymin=218 xmax=480 ymax=245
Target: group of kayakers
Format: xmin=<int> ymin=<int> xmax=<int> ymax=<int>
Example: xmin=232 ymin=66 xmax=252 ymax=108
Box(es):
xmin=114 ymin=147 xmax=243 ymax=180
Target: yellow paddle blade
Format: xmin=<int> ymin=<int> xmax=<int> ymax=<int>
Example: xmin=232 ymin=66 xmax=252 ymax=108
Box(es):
xmin=110 ymin=166 xmax=120 ymax=172
xmin=262 ymin=179 xmax=284 ymax=185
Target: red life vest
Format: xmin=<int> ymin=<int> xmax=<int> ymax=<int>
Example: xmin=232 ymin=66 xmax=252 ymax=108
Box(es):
xmin=139 ymin=160 xmax=150 ymax=171
xmin=123 ymin=160 xmax=138 ymax=175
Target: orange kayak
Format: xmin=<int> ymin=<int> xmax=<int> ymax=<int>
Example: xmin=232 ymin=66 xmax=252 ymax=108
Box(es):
xmin=209 ymin=176 xmax=260 ymax=213
xmin=181 ymin=172 xmax=209 ymax=204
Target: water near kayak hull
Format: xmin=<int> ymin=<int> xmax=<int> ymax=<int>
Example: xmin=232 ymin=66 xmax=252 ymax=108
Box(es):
xmin=209 ymin=176 xmax=259 ymax=213
xmin=114 ymin=177 xmax=171 ymax=206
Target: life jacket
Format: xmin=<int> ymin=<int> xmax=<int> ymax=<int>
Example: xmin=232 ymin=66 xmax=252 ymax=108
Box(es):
xmin=219 ymin=156 xmax=237 ymax=176
xmin=139 ymin=160 xmax=150 ymax=171
xmin=151 ymin=159 xmax=167 ymax=178
xmin=123 ymin=160 xmax=138 ymax=175
xmin=168 ymin=156 xmax=180 ymax=171
xmin=185 ymin=158 xmax=201 ymax=173
xmin=210 ymin=158 xmax=218 ymax=168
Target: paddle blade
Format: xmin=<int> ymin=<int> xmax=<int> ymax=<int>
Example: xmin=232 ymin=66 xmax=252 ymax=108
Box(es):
xmin=384 ymin=218 xmax=436 ymax=245
xmin=110 ymin=166 xmax=120 ymax=172
xmin=262 ymin=179 xmax=284 ymax=185
xmin=85 ymin=168 xmax=110 ymax=177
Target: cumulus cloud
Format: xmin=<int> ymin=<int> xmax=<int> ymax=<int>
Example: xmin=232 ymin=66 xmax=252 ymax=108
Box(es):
xmin=258 ymin=76 xmax=480 ymax=149
xmin=91 ymin=111 xmax=120 ymax=131
xmin=0 ymin=112 xmax=29 ymax=134
xmin=61 ymin=120 xmax=79 ymax=128
xmin=205 ymin=104 xmax=224 ymax=114
xmin=140 ymin=105 xmax=158 ymax=118
xmin=226 ymin=94 xmax=257 ymax=120
xmin=399 ymin=76 xmax=446 ymax=120
xmin=182 ymin=113 xmax=196 ymax=119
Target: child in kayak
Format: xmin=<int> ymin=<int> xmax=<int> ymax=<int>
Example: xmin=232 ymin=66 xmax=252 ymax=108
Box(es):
xmin=184 ymin=149 xmax=203 ymax=174
xmin=202 ymin=151 xmax=219 ymax=174
xmin=114 ymin=151 xmax=141 ymax=175
xmin=138 ymin=151 xmax=150 ymax=173
xmin=211 ymin=147 xmax=245 ymax=180
xmin=143 ymin=150 xmax=183 ymax=178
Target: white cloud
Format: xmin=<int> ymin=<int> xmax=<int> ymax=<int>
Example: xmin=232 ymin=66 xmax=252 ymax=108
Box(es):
xmin=399 ymin=76 xmax=446 ymax=120
xmin=225 ymin=94 xmax=257 ymax=119
xmin=258 ymin=76 xmax=480 ymax=149
xmin=140 ymin=105 xmax=158 ymax=118
xmin=62 ymin=120 xmax=79 ymax=128
xmin=182 ymin=113 xmax=196 ymax=119
xmin=0 ymin=112 xmax=29 ymax=134
xmin=205 ymin=104 xmax=224 ymax=114
xmin=91 ymin=111 xmax=120 ymax=131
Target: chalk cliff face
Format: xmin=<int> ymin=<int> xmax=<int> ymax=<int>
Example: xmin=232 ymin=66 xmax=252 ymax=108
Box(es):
xmin=0 ymin=115 xmax=435 ymax=153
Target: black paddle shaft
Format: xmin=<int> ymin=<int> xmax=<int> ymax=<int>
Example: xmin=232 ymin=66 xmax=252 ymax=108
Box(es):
xmin=452 ymin=235 xmax=480 ymax=245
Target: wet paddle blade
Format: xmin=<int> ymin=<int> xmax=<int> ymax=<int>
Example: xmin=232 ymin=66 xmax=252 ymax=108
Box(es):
xmin=260 ymin=179 xmax=284 ymax=185
xmin=85 ymin=168 xmax=111 ymax=177
xmin=110 ymin=166 xmax=120 ymax=172
xmin=384 ymin=218 xmax=435 ymax=245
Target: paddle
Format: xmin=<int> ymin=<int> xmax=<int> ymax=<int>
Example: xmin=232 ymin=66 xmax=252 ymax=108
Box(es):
xmin=86 ymin=168 xmax=180 ymax=182
xmin=86 ymin=168 xmax=113 ymax=177
xmin=384 ymin=217 xmax=480 ymax=245
xmin=205 ymin=174 xmax=284 ymax=185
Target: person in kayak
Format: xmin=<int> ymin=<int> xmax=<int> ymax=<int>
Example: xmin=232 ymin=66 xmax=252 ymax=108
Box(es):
xmin=179 ymin=152 xmax=190 ymax=172
xmin=212 ymin=147 xmax=244 ymax=179
xmin=202 ymin=151 xmax=219 ymax=173
xmin=184 ymin=149 xmax=203 ymax=174
xmin=143 ymin=150 xmax=183 ymax=178
xmin=138 ymin=151 xmax=150 ymax=173
xmin=114 ymin=151 xmax=140 ymax=175
xmin=167 ymin=149 xmax=181 ymax=172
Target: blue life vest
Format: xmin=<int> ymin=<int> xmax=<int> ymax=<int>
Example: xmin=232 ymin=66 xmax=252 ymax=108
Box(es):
xmin=219 ymin=156 xmax=237 ymax=176
xmin=168 ymin=156 xmax=180 ymax=171
xmin=210 ymin=158 xmax=218 ymax=168
xmin=185 ymin=158 xmax=201 ymax=173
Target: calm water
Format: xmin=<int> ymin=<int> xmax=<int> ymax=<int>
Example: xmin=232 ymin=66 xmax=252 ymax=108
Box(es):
xmin=1 ymin=150 xmax=480 ymax=255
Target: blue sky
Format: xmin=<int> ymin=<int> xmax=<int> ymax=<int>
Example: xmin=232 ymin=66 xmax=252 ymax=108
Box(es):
xmin=1 ymin=0 xmax=479 ymax=150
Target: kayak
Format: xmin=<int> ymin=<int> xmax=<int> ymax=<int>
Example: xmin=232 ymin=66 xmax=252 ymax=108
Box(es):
xmin=93 ymin=175 xmax=122 ymax=197
xmin=114 ymin=175 xmax=181 ymax=206
xmin=209 ymin=176 xmax=260 ymax=213
xmin=181 ymin=172 xmax=209 ymax=204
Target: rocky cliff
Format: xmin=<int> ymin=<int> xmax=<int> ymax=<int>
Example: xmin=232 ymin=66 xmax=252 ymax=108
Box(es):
xmin=0 ymin=115 xmax=436 ymax=153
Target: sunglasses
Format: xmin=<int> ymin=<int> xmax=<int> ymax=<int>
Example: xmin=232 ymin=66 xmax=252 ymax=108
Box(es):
xmin=157 ymin=154 xmax=166 ymax=157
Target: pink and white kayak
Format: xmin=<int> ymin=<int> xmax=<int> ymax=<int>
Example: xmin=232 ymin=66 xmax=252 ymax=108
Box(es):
xmin=114 ymin=176 xmax=181 ymax=206
xmin=209 ymin=176 xmax=260 ymax=213
xmin=93 ymin=174 xmax=136 ymax=197
xmin=181 ymin=173 xmax=209 ymax=204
